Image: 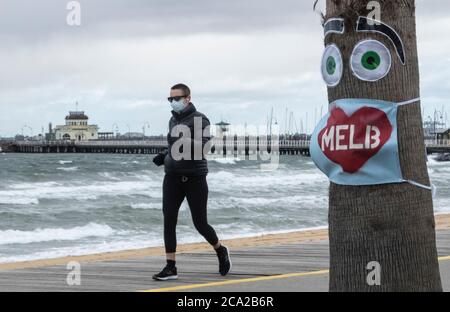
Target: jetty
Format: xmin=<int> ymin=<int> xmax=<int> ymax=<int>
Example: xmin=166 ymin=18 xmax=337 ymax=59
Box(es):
xmin=0 ymin=214 xmax=449 ymax=292
xmin=4 ymin=138 xmax=450 ymax=156
xmin=8 ymin=138 xmax=312 ymax=156
xmin=0 ymin=140 xmax=15 ymax=153
xmin=425 ymin=140 xmax=450 ymax=154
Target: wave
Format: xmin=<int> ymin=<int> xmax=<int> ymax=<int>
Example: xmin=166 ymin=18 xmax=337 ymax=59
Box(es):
xmin=433 ymin=198 xmax=450 ymax=213
xmin=120 ymin=161 xmax=141 ymax=165
xmin=208 ymin=170 xmax=236 ymax=180
xmin=208 ymin=170 xmax=328 ymax=188
xmin=0 ymin=179 xmax=162 ymax=205
xmin=211 ymin=157 xmax=241 ymax=165
xmin=0 ymin=197 xmax=39 ymax=205
xmin=130 ymin=203 xmax=161 ymax=210
xmin=9 ymin=181 xmax=61 ymax=189
xmin=230 ymin=195 xmax=328 ymax=206
xmin=58 ymin=160 xmax=73 ymax=165
xmin=428 ymin=157 xmax=450 ymax=167
xmin=0 ymin=223 xmax=115 ymax=245
xmin=98 ymin=172 xmax=122 ymax=180
xmin=56 ymin=167 xmax=78 ymax=171
xmin=0 ymin=233 xmax=163 ymax=264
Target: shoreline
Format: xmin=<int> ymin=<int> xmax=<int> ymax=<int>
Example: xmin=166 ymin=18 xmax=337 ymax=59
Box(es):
xmin=1 ymin=212 xmax=449 ymax=271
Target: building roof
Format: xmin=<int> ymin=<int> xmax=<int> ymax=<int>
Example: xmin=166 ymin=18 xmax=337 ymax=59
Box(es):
xmin=65 ymin=111 xmax=89 ymax=120
xmin=434 ymin=128 xmax=450 ymax=134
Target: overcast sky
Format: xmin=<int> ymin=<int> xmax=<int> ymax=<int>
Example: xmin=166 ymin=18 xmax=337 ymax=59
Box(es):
xmin=0 ymin=0 xmax=449 ymax=137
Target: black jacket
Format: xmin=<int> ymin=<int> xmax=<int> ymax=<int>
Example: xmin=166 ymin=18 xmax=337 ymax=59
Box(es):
xmin=158 ymin=103 xmax=211 ymax=176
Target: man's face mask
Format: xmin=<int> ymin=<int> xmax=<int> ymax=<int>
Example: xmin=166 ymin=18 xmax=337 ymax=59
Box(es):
xmin=310 ymin=17 xmax=434 ymax=193
xmin=170 ymin=99 xmax=185 ymax=113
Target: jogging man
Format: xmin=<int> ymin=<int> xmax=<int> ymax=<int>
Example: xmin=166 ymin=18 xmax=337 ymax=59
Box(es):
xmin=152 ymin=83 xmax=231 ymax=281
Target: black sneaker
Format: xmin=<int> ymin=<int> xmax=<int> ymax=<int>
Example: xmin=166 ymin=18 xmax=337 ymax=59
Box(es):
xmin=152 ymin=265 xmax=178 ymax=281
xmin=216 ymin=245 xmax=232 ymax=276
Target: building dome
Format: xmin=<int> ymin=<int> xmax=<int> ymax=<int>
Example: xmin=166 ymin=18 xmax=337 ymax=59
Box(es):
xmin=65 ymin=111 xmax=89 ymax=120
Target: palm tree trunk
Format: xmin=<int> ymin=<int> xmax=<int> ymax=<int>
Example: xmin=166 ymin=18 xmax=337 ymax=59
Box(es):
xmin=325 ymin=0 xmax=442 ymax=291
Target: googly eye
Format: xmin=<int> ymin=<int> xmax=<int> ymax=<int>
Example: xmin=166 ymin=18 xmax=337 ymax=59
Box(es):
xmin=321 ymin=44 xmax=343 ymax=87
xmin=350 ymin=39 xmax=392 ymax=82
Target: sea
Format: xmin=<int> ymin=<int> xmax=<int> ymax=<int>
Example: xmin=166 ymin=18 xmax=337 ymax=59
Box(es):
xmin=0 ymin=153 xmax=449 ymax=263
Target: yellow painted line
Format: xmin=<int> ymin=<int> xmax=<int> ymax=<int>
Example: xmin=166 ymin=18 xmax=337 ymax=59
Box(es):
xmin=141 ymin=270 xmax=330 ymax=292
xmin=142 ymin=255 xmax=450 ymax=292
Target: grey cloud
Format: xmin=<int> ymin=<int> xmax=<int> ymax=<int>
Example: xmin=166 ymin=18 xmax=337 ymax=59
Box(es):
xmin=0 ymin=0 xmax=449 ymax=137
xmin=0 ymin=0 xmax=320 ymax=41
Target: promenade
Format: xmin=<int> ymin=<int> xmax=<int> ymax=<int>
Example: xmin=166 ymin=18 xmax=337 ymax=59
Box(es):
xmin=0 ymin=214 xmax=449 ymax=292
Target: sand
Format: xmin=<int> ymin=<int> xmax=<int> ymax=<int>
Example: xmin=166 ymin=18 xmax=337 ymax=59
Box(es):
xmin=1 ymin=213 xmax=449 ymax=271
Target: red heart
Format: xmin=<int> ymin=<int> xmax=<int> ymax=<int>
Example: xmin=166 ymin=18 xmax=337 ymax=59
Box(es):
xmin=318 ymin=106 xmax=393 ymax=174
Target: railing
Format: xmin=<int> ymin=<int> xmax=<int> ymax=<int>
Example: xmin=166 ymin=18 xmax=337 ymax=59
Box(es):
xmin=75 ymin=140 xmax=167 ymax=147
xmin=425 ymin=140 xmax=450 ymax=147
xmin=279 ymin=140 xmax=310 ymax=148
xmin=14 ymin=139 xmax=310 ymax=147
xmin=13 ymin=139 xmax=450 ymax=149
xmin=15 ymin=140 xmax=74 ymax=146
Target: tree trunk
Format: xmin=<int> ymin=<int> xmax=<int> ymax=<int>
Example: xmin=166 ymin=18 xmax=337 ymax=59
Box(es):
xmin=325 ymin=0 xmax=442 ymax=291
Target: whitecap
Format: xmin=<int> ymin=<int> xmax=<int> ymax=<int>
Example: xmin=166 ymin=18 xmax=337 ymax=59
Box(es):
xmin=130 ymin=203 xmax=161 ymax=210
xmin=56 ymin=167 xmax=78 ymax=171
xmin=58 ymin=160 xmax=73 ymax=165
xmin=212 ymin=157 xmax=241 ymax=165
xmin=0 ymin=196 xmax=39 ymax=205
xmin=0 ymin=223 xmax=115 ymax=245
xmin=231 ymin=195 xmax=327 ymax=206
xmin=0 ymin=180 xmax=161 ymax=202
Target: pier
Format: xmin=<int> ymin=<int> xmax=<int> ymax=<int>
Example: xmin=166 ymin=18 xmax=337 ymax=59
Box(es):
xmin=0 ymin=140 xmax=15 ymax=153
xmin=425 ymin=140 xmax=450 ymax=154
xmin=6 ymin=138 xmax=450 ymax=156
xmin=12 ymin=140 xmax=167 ymax=155
xmin=10 ymin=138 xmax=312 ymax=156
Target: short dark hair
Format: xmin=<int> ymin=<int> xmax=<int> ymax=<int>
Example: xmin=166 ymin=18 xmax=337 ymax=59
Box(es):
xmin=171 ymin=83 xmax=191 ymax=96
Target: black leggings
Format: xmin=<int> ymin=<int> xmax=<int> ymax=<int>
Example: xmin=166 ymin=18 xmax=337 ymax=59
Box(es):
xmin=162 ymin=174 xmax=219 ymax=253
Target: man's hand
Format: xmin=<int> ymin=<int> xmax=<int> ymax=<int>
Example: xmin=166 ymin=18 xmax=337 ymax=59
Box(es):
xmin=153 ymin=153 xmax=166 ymax=166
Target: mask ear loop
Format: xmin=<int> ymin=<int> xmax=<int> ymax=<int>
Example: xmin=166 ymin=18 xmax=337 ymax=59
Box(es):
xmin=396 ymin=97 xmax=437 ymax=197
xmin=397 ymin=97 xmax=421 ymax=106
xmin=403 ymin=180 xmax=437 ymax=198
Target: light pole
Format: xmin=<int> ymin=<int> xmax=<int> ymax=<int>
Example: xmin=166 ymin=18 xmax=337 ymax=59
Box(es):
xmin=434 ymin=110 xmax=444 ymax=141
xmin=142 ymin=122 xmax=150 ymax=140
xmin=112 ymin=123 xmax=119 ymax=138
xmin=426 ymin=116 xmax=433 ymax=139
xmin=21 ymin=124 xmax=33 ymax=140
xmin=126 ymin=124 xmax=131 ymax=139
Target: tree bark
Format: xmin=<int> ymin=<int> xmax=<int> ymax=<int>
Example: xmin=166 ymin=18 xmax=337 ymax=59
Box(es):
xmin=324 ymin=0 xmax=442 ymax=291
